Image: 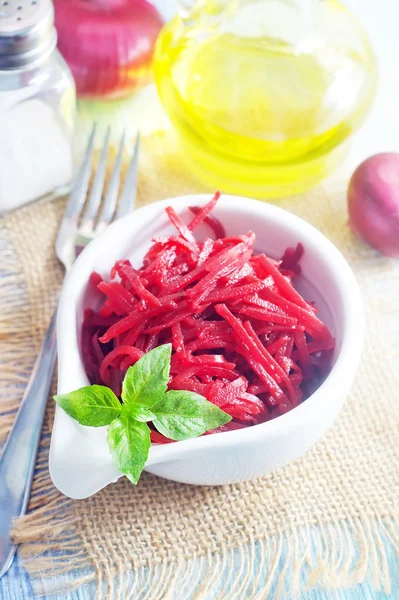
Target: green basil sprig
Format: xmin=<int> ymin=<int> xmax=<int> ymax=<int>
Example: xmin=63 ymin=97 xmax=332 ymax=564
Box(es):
xmin=54 ymin=344 xmax=231 ymax=484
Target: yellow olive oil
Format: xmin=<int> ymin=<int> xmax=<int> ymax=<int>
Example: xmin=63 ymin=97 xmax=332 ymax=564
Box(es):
xmin=154 ymin=0 xmax=377 ymax=197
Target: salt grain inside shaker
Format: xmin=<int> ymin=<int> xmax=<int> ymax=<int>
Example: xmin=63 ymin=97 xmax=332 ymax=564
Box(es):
xmin=0 ymin=0 xmax=76 ymax=214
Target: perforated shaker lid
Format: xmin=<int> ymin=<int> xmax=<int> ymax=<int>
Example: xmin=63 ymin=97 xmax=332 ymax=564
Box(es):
xmin=0 ymin=0 xmax=56 ymax=69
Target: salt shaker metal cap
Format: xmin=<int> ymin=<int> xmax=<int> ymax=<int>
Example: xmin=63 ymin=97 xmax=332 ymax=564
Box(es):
xmin=0 ymin=0 xmax=56 ymax=69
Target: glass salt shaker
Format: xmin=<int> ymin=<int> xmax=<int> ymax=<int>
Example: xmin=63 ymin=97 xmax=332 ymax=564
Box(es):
xmin=0 ymin=0 xmax=76 ymax=214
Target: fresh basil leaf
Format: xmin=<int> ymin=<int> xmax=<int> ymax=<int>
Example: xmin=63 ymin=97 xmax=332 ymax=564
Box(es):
xmin=107 ymin=417 xmax=151 ymax=485
xmin=151 ymin=390 xmax=232 ymax=441
xmin=122 ymin=403 xmax=155 ymax=423
xmin=54 ymin=385 xmax=121 ymax=427
xmin=121 ymin=344 xmax=172 ymax=408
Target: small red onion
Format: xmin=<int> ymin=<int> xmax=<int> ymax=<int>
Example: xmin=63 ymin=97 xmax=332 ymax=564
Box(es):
xmin=54 ymin=0 xmax=164 ymax=99
xmin=348 ymin=153 xmax=399 ymax=257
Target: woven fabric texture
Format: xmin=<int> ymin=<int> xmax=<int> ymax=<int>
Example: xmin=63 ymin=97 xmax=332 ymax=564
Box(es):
xmin=0 ymin=130 xmax=398 ymax=599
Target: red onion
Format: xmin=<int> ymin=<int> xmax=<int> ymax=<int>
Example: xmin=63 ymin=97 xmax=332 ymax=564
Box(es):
xmin=348 ymin=153 xmax=399 ymax=257
xmin=54 ymin=0 xmax=164 ymax=99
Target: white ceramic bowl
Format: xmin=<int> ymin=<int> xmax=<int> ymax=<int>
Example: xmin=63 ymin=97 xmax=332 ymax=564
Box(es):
xmin=50 ymin=195 xmax=364 ymax=499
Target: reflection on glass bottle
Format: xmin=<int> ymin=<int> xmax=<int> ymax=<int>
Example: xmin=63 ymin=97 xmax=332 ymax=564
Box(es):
xmin=154 ymin=0 xmax=377 ymax=198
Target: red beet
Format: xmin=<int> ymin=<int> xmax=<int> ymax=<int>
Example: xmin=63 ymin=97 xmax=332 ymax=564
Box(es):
xmin=348 ymin=153 xmax=399 ymax=257
xmin=54 ymin=0 xmax=164 ymax=98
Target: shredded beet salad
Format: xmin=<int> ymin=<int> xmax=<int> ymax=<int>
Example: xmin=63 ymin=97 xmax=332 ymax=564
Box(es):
xmin=82 ymin=193 xmax=335 ymax=444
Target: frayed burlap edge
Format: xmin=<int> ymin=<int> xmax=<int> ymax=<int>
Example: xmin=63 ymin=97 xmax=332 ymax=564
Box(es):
xmin=11 ymin=508 xmax=399 ymax=599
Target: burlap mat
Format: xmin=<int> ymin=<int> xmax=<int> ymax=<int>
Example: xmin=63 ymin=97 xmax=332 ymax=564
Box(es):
xmin=1 ymin=130 xmax=398 ymax=599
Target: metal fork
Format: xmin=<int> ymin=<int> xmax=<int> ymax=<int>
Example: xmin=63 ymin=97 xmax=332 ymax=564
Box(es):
xmin=0 ymin=125 xmax=140 ymax=578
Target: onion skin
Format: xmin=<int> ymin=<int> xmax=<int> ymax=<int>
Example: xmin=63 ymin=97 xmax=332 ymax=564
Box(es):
xmin=348 ymin=153 xmax=399 ymax=258
xmin=54 ymin=0 xmax=164 ymax=99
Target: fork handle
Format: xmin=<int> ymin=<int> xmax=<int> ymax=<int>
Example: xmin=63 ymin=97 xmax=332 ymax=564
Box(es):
xmin=0 ymin=308 xmax=57 ymax=578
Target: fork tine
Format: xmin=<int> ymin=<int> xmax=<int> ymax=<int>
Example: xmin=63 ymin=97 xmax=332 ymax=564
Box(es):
xmin=115 ymin=131 xmax=140 ymax=221
xmin=56 ymin=124 xmax=96 ymax=265
xmin=65 ymin=123 xmax=96 ymax=219
xmin=80 ymin=126 xmax=111 ymax=229
xmin=96 ymin=129 xmax=126 ymax=228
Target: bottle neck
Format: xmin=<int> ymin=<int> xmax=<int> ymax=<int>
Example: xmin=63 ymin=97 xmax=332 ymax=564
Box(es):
xmin=177 ymin=0 xmax=321 ymax=19
xmin=177 ymin=0 xmax=324 ymax=47
xmin=177 ymin=0 xmax=196 ymax=18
